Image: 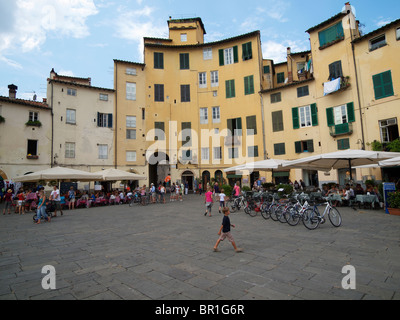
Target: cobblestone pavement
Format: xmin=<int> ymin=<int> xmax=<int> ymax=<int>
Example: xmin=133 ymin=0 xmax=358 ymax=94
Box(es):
xmin=0 ymin=194 xmax=399 ymax=300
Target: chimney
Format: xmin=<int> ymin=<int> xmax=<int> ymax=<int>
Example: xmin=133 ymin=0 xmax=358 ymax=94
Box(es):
xmin=287 ymin=47 xmax=293 ymax=83
xmin=8 ymin=84 xmax=18 ymax=99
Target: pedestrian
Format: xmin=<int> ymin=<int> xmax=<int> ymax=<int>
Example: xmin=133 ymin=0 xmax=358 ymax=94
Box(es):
xmin=68 ymin=186 xmax=76 ymax=210
xmin=160 ymin=184 xmax=166 ymax=204
xmin=17 ymin=189 xmax=26 ymax=215
xmin=213 ymin=207 xmax=242 ymax=253
xmin=204 ymin=186 xmax=213 ymax=217
xmin=50 ymin=185 xmax=63 ymax=216
xmin=199 ymin=182 xmax=202 ymax=195
xmin=36 ymin=190 xmax=50 ymax=224
xmin=213 ymin=182 xmax=220 ymax=201
xmin=2 ymin=189 xmax=13 ymax=215
xmin=219 ymin=188 xmax=226 ymax=213
xmin=233 ymin=181 xmax=241 ymax=198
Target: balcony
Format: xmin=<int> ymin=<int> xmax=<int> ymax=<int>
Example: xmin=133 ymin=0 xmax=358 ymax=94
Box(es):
xmin=323 ymin=76 xmax=350 ymax=96
xmin=27 ymin=154 xmax=39 ymax=160
xmin=329 ymin=122 xmax=353 ymax=137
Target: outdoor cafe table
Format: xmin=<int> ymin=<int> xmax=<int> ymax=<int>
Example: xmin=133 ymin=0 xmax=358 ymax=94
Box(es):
xmin=356 ymin=194 xmax=380 ymax=208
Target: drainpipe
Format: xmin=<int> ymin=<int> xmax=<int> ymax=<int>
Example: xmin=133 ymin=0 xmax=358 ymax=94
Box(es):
xmin=114 ymin=63 xmax=118 ymax=168
xmin=50 ymin=81 xmax=54 ymax=167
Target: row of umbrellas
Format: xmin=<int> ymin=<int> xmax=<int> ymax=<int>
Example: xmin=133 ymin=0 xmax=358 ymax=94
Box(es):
xmin=13 ymin=167 xmax=146 ymax=183
xmin=224 ymin=150 xmax=400 ymax=179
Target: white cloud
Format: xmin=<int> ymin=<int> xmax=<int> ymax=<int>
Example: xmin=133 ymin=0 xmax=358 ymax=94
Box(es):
xmin=267 ymin=0 xmax=290 ymax=23
xmin=0 ymin=0 xmax=98 ymax=66
xmin=113 ymin=6 xmax=166 ymax=60
xmin=375 ymin=17 xmax=393 ymax=28
xmin=262 ymin=40 xmax=308 ymax=63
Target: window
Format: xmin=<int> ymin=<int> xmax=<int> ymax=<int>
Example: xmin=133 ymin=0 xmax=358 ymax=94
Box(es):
xmin=272 ymin=111 xmax=284 ymax=132
xmin=154 ymin=52 xmax=164 ymax=69
xmin=126 ymin=151 xmax=136 ymax=162
xmin=126 ymin=116 xmax=136 ymax=140
xmin=99 ymin=93 xmax=108 ymax=101
xmin=219 ymin=46 xmax=238 ymax=66
xmin=228 ymin=147 xmax=239 ymax=159
xmin=182 ymin=149 xmax=192 ymax=161
xmin=337 ymin=138 xmax=350 ymax=150
xmin=295 ymin=140 xmax=314 ymax=153
xmin=126 ymin=82 xmax=136 ymax=100
xmin=65 ymin=142 xmax=75 ymax=158
xmin=373 ymin=70 xmax=394 ymax=100
xmin=154 ymin=122 xmax=165 ymax=141
xmin=369 ymin=34 xmax=386 ymax=51
xmin=274 ymin=143 xmax=286 ymax=155
xmin=244 ymin=75 xmax=254 ymax=95
xmin=181 ymin=33 xmax=187 ymax=42
xmin=181 ymin=85 xmax=190 ymax=102
xmin=277 ymin=72 xmax=285 ymax=84
xmin=97 ymin=113 xmax=113 ymax=128
xmin=201 ymin=147 xmax=209 ymax=161
xmin=297 ymin=62 xmax=306 ymax=72
xmin=200 ymin=108 xmax=208 ymax=124
xmin=203 ymin=48 xmax=212 ymax=60
xmin=199 ymin=72 xmax=207 ymax=88
xmin=67 ymin=88 xmax=76 ymax=96
xmin=292 ymin=104 xmax=318 ymax=129
xmin=326 ymin=103 xmax=355 ymax=126
xmin=246 ymin=115 xmax=257 ymax=135
xmin=242 ymin=42 xmax=252 ymax=61
xmin=98 ymin=145 xmax=108 ymax=159
xmin=180 ymin=53 xmax=189 ymax=70
xmin=379 ymin=118 xmax=399 ymax=143
xmin=270 ymin=92 xmax=281 ymax=103
xmin=227 ymin=117 xmax=242 ymax=136
xmin=248 ymin=146 xmax=259 ymax=158
xmin=126 ymin=68 xmax=137 ymax=75
xmin=328 ymin=61 xmax=343 ymax=80
xmin=318 ymin=22 xmax=344 ymax=47
xmin=66 ymin=109 xmax=76 ymax=124
xmin=212 ymin=107 xmax=220 ymax=124
xmin=29 ymin=111 xmax=38 ymax=122
xmin=211 ymin=71 xmax=219 ymax=87
xmin=297 ymin=85 xmax=309 ymax=98
xmin=154 ymin=84 xmax=164 ymax=102
xmin=27 ymin=140 xmax=38 ymax=156
xmin=263 ymin=65 xmax=270 ymax=74
xmin=213 ymin=147 xmax=222 ymax=160
xmin=181 ymin=122 xmax=191 ymax=146
xmin=225 ymin=79 xmax=235 ymax=98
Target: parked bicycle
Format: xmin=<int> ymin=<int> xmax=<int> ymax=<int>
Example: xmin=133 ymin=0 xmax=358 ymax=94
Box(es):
xmin=302 ymin=200 xmax=342 ymax=230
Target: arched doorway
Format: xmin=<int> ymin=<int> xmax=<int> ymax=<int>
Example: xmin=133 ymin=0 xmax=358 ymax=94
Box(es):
xmin=181 ymin=170 xmax=194 ymax=193
xmin=0 ymin=169 xmax=8 ymax=180
xmin=214 ymin=170 xmax=223 ymax=185
xmin=148 ymin=152 xmax=170 ymax=186
xmin=202 ymin=170 xmax=211 ymax=190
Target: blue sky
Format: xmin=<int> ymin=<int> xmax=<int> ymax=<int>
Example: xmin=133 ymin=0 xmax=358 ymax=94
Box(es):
xmin=0 ymin=0 xmax=398 ymax=101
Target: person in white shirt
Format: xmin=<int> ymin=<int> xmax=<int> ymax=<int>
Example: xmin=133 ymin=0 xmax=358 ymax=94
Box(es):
xmin=50 ymin=185 xmax=63 ymax=217
xmin=219 ymin=189 xmax=226 ymax=213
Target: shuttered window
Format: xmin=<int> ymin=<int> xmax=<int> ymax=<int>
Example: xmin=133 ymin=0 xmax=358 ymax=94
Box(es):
xmin=295 ymin=140 xmax=314 ymax=153
xmin=328 ymin=61 xmax=343 ymax=80
xmin=180 ymin=53 xmax=189 ymax=70
xmin=154 ymin=52 xmax=164 ymax=69
xmin=272 ymin=111 xmax=284 ymax=132
xmin=326 ymin=102 xmax=355 ymax=127
xmin=277 ymin=72 xmax=285 ymax=84
xmin=318 ymin=22 xmax=344 ymax=47
xmin=292 ymin=104 xmax=318 ymax=129
xmin=227 ymin=118 xmax=242 ymax=136
xmin=242 ymin=42 xmax=252 ymax=61
xmin=246 ymin=115 xmax=257 ymax=135
xmin=373 ymin=70 xmax=394 ymax=100
xmin=337 ymin=138 xmax=350 ymax=150
xmin=244 ymin=75 xmax=254 ymax=95
xmin=181 ymin=85 xmax=190 ymax=102
xmin=154 ymin=84 xmax=164 ymax=102
xmin=274 ymin=143 xmax=286 ymax=155
xmin=219 ymin=46 xmax=238 ymax=66
xmin=225 ymin=79 xmax=235 ymax=98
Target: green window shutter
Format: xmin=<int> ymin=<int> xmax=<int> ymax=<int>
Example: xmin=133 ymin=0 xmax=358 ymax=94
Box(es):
xmin=382 ymin=70 xmax=394 ymax=97
xmin=347 ymin=102 xmax=355 ymax=123
xmin=244 ymin=75 xmax=254 ymax=95
xmin=107 ymin=114 xmax=113 ymax=128
xmin=373 ymin=74 xmax=384 ymax=99
xmin=227 ymin=118 xmax=233 ymax=135
xmin=337 ymin=138 xmax=350 ymax=150
xmin=236 ymin=117 xmax=242 ymax=136
xmin=154 ymin=52 xmax=163 ymax=69
xmin=295 ymin=141 xmax=302 ymax=153
xmin=264 ymin=65 xmax=270 ymax=74
xmin=277 ymin=72 xmax=285 ymax=84
xmin=272 ymin=111 xmax=283 ymax=132
xmin=246 ymin=115 xmax=257 ymax=135
xmin=219 ymin=49 xmax=224 ymax=66
xmin=326 ymin=107 xmax=334 ymax=127
xmin=307 ymin=140 xmax=314 ymax=153
xmin=311 ymin=103 xmax=318 ymax=126
xmin=233 ymin=46 xmax=238 ymax=63
xmin=226 ymin=80 xmax=235 ymax=98
xmin=180 ymin=53 xmax=189 ymax=69
xmin=292 ymin=107 xmax=299 ymax=129
xmin=242 ymin=42 xmax=252 ymax=60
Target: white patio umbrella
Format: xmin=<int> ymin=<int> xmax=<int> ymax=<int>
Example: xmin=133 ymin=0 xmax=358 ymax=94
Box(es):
xmin=223 ymin=159 xmax=289 ymax=173
xmin=13 ymin=166 xmax=103 ymax=182
xmin=93 ymin=168 xmax=146 ymax=181
xmin=379 ymin=156 xmax=400 ymax=167
xmin=282 ymin=150 xmax=400 ymax=180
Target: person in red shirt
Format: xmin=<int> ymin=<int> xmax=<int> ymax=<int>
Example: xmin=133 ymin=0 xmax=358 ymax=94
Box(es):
xmin=2 ymin=189 xmax=13 ymax=215
xmin=17 ymin=191 xmax=26 ymax=215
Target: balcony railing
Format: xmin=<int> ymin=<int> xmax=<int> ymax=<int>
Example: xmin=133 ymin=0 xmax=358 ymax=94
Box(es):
xmin=329 ymin=122 xmax=353 ymax=137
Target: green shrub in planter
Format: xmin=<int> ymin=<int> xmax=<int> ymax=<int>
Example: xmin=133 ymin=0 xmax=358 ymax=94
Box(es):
xmin=388 ymin=191 xmax=400 ymax=208
xmin=221 ymin=184 xmax=233 ymax=197
xmin=276 ymin=184 xmax=293 ymax=196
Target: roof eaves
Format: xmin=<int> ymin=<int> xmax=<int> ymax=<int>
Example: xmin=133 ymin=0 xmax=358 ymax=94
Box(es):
xmin=306 ymin=12 xmax=347 ymax=33
xmin=352 ymin=18 xmax=400 ymax=43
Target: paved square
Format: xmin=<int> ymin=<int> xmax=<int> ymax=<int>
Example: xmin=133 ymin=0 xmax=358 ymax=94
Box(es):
xmin=0 ymin=194 xmax=399 ymax=300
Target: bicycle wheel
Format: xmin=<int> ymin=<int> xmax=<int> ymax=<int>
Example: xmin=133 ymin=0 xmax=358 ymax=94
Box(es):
xmin=260 ymin=203 xmax=270 ymax=219
xmin=302 ymin=208 xmax=320 ymax=230
xmin=248 ymin=205 xmax=257 ymax=217
xmin=270 ymin=204 xmax=279 ymax=221
xmin=275 ymin=206 xmax=287 ymax=223
xmin=285 ymin=205 xmax=301 ymax=226
xmin=328 ymin=207 xmax=342 ymax=227
xmin=227 ymin=200 xmax=237 ymax=213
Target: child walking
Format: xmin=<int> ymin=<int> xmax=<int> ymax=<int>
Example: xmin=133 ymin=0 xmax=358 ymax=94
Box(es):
xmin=204 ymin=186 xmax=213 ymax=217
xmin=213 ymin=207 xmax=242 ymax=253
xmin=218 ymin=188 xmax=226 ymax=213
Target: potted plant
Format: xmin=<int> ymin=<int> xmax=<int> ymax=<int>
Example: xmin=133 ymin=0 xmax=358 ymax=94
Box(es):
xmin=388 ymin=191 xmax=400 ymax=216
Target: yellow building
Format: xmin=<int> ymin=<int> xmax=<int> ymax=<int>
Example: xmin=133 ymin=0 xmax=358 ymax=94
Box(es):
xmin=115 ymin=18 xmax=266 ymax=189
xmin=261 ymin=4 xmax=400 ymax=187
